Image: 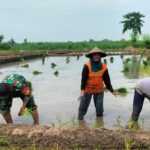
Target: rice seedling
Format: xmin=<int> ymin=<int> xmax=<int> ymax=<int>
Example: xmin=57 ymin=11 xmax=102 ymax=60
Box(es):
xmin=0 ymin=134 xmax=15 ymax=149
xmin=74 ymin=144 xmax=80 ymax=150
xmin=110 ymin=56 xmax=114 ymax=63
xmin=115 ymin=87 xmax=127 ymax=94
xmin=42 ymin=54 xmax=46 ymax=65
xmin=31 ymin=140 xmax=36 ymax=150
xmin=53 ymin=71 xmax=59 ymax=77
xmin=51 ymin=142 xmax=59 ymax=150
xmin=116 ymin=116 xmax=122 ymax=129
xmin=122 ymin=58 xmax=132 ymax=73
xmin=141 ymin=118 xmax=144 ymax=131
xmin=140 ymin=65 xmax=150 ymax=76
xmin=0 ymin=135 xmax=9 ymax=146
xmin=66 ymin=56 xmax=70 ymax=64
xmin=123 ymin=58 xmax=131 ymax=64
xmin=76 ymin=55 xmax=80 ymax=60
xmin=50 ymin=115 xmax=78 ymax=128
xmin=92 ymin=122 xmax=100 ymax=129
xmin=124 ymin=136 xmax=134 ymax=150
xmin=32 ymin=71 xmax=43 ymax=75
xmin=143 ymin=60 xmax=148 ymax=66
xmin=122 ymin=63 xmax=129 ymax=73
xmin=23 ymin=108 xmax=33 ymax=116
xmin=103 ymin=59 xmax=107 ymax=64
xmin=120 ymin=54 xmax=124 ymax=59
xmin=50 ymin=122 xmax=56 ymax=128
xmin=64 ymin=115 xmax=78 ymax=127
xmin=128 ymin=119 xmax=138 ymax=131
xmin=94 ymin=146 xmax=101 ymax=150
xmin=20 ymin=58 xmax=25 ymax=64
xmin=51 ymin=62 xmax=57 ymax=69
xmin=56 ymin=114 xmax=63 ymax=127
xmin=21 ymin=64 xmax=29 ymax=68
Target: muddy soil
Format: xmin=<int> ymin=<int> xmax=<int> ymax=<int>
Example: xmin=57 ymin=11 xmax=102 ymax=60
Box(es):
xmin=0 ymin=124 xmax=150 ymax=149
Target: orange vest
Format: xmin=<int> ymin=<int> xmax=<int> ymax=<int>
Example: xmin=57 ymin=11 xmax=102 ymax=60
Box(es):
xmin=85 ymin=61 xmax=107 ymax=93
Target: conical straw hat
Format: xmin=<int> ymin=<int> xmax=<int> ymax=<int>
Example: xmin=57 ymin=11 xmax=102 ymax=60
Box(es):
xmin=86 ymin=47 xmax=107 ymax=58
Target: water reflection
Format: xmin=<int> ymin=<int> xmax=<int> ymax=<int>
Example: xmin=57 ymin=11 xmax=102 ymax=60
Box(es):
xmin=93 ymin=117 xmax=104 ymax=128
xmin=78 ymin=120 xmax=89 ymax=129
xmin=123 ymin=55 xmax=141 ymax=79
xmin=78 ymin=117 xmax=104 ymax=129
xmin=122 ymin=55 xmax=150 ymax=79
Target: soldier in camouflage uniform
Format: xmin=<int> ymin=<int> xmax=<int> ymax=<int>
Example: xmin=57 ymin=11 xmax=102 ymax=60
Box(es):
xmin=0 ymin=74 xmax=39 ymax=125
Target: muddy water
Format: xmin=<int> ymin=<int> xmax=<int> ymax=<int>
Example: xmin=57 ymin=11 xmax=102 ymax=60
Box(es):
xmin=0 ymin=55 xmax=150 ymax=130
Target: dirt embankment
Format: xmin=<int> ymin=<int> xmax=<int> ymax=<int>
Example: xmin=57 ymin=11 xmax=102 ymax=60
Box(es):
xmin=0 ymin=51 xmax=83 ymax=65
xmin=0 ymin=124 xmax=150 ymax=149
xmin=0 ymin=48 xmax=150 ymax=65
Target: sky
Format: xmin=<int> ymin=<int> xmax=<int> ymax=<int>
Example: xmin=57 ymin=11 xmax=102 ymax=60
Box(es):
xmin=0 ymin=0 xmax=150 ymax=42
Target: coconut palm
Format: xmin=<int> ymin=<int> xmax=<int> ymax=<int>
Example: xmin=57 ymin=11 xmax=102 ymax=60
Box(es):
xmin=120 ymin=12 xmax=145 ymax=43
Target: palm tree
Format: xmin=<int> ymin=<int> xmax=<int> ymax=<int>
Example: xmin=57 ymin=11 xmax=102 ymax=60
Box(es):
xmin=120 ymin=12 xmax=145 ymax=43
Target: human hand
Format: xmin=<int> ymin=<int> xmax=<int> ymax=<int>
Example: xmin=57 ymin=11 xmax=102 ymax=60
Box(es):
xmin=78 ymin=96 xmax=83 ymax=101
xmin=18 ymin=107 xmax=25 ymax=116
xmin=80 ymin=90 xmax=85 ymax=97
xmin=78 ymin=90 xmax=85 ymax=101
xmin=112 ymin=92 xmax=118 ymax=97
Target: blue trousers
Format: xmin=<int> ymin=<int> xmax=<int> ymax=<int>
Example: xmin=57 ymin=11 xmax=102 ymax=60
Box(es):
xmin=131 ymin=90 xmax=145 ymax=121
xmin=78 ymin=92 xmax=104 ymax=120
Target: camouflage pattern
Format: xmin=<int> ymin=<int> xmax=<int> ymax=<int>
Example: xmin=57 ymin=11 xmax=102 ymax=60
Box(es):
xmin=0 ymin=74 xmax=37 ymax=114
xmin=3 ymin=74 xmax=27 ymax=90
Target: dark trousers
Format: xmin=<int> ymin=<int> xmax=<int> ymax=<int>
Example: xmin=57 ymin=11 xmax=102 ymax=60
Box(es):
xmin=78 ymin=92 xmax=104 ymax=120
xmin=131 ymin=90 xmax=145 ymax=121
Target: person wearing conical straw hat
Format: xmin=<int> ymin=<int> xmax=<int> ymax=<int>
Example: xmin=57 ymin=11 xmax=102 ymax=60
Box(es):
xmin=78 ymin=47 xmax=117 ymax=120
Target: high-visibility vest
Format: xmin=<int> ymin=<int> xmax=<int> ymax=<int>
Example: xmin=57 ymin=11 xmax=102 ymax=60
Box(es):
xmin=85 ymin=61 xmax=107 ymax=93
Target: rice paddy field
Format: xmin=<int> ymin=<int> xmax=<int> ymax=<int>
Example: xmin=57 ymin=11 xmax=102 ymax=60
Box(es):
xmin=0 ymin=54 xmax=150 ymax=131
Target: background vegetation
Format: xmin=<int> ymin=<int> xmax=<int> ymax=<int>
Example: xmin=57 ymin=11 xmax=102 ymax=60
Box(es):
xmin=0 ymin=36 xmax=149 ymax=52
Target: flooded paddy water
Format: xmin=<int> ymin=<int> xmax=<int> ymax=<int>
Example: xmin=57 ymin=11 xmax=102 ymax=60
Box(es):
xmin=0 ymin=55 xmax=150 ymax=130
